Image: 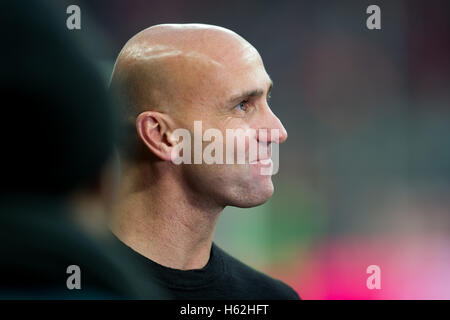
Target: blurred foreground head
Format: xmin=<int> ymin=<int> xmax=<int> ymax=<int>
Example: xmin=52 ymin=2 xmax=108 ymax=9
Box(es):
xmin=0 ymin=0 xmax=118 ymax=198
xmin=0 ymin=0 xmax=166 ymax=299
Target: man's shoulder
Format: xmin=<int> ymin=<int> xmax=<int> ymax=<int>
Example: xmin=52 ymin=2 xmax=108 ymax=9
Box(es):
xmin=213 ymin=243 xmax=300 ymax=300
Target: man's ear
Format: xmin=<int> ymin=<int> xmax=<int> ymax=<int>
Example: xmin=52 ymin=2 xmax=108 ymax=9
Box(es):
xmin=136 ymin=111 xmax=175 ymax=161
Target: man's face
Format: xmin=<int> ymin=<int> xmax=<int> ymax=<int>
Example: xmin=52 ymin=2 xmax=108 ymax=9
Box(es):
xmin=172 ymin=41 xmax=287 ymax=208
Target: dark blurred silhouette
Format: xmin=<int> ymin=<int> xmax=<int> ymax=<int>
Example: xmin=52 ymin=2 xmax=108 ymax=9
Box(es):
xmin=0 ymin=0 xmax=167 ymax=299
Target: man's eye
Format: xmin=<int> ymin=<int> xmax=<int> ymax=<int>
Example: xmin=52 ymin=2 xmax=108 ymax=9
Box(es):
xmin=235 ymin=100 xmax=249 ymax=111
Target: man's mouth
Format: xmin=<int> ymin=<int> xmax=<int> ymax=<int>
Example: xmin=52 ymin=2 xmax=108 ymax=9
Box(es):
xmin=249 ymin=158 xmax=272 ymax=165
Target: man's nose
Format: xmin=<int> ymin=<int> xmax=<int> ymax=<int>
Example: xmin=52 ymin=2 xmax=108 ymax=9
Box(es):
xmin=256 ymin=107 xmax=288 ymax=144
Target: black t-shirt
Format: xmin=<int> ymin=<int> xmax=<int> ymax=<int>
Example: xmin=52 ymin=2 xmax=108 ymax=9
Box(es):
xmin=112 ymin=235 xmax=301 ymax=300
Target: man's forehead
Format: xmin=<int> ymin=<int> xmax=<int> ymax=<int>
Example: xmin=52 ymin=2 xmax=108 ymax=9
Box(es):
xmin=139 ymin=35 xmax=265 ymax=93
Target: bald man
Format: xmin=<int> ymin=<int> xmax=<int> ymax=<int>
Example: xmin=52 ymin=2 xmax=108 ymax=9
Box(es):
xmin=109 ymin=24 xmax=299 ymax=299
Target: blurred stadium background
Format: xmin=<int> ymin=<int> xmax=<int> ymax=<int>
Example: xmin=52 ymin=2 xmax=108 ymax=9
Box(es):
xmin=68 ymin=0 xmax=450 ymax=299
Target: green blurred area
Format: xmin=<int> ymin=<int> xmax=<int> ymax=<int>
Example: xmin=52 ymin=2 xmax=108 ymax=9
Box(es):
xmin=215 ymin=180 xmax=327 ymax=268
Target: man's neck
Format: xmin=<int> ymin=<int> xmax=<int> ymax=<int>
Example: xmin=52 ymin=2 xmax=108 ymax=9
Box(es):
xmin=110 ymin=165 xmax=224 ymax=270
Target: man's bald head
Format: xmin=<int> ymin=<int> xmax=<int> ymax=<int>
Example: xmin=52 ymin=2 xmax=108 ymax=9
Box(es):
xmin=110 ymin=23 xmax=287 ymax=208
xmin=110 ymin=24 xmax=261 ymax=123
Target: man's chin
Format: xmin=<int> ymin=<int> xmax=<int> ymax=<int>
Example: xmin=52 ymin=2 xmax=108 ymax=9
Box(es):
xmin=231 ymin=180 xmax=274 ymax=208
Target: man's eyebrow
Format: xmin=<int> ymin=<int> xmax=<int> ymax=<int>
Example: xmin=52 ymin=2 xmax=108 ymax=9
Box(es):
xmin=228 ymin=81 xmax=273 ymax=104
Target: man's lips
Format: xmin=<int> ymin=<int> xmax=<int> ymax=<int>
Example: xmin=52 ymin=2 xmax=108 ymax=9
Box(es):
xmin=249 ymin=158 xmax=272 ymax=165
